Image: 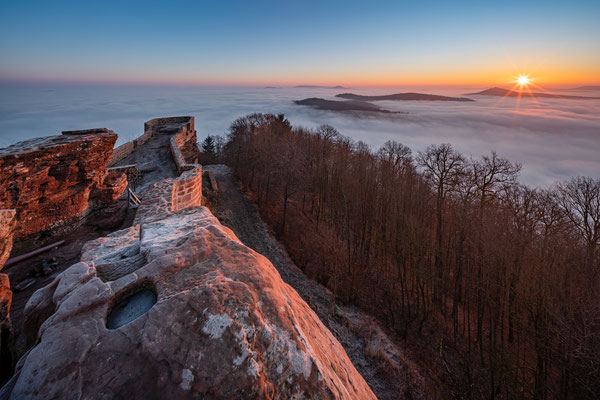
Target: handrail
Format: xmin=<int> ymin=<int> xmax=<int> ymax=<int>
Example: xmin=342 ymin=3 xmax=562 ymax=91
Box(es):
xmin=5 ymin=240 xmax=65 ymax=267
xmin=128 ymin=187 xmax=141 ymax=207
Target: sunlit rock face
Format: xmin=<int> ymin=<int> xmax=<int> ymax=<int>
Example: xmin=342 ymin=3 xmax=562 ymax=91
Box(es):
xmin=6 ymin=177 xmax=375 ymax=399
xmin=0 ymin=130 xmax=120 ymax=240
xmin=0 ymin=210 xmax=16 ymax=381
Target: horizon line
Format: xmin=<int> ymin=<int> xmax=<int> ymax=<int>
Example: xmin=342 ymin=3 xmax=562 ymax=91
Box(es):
xmin=2 ymin=79 xmax=599 ymax=89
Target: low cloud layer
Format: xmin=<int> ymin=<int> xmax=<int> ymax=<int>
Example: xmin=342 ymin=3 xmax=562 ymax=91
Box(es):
xmin=1 ymin=85 xmax=598 ymax=187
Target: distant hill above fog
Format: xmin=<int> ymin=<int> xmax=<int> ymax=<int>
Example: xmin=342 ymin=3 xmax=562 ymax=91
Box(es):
xmin=560 ymin=85 xmax=600 ymax=91
xmin=336 ymin=92 xmax=474 ymax=102
xmin=294 ymin=98 xmax=399 ymax=113
xmin=294 ymin=85 xmax=348 ymax=89
xmin=466 ymin=87 xmax=600 ymax=99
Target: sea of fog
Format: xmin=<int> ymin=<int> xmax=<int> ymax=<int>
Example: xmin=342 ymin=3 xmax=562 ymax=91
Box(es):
xmin=1 ymin=84 xmax=599 ymax=187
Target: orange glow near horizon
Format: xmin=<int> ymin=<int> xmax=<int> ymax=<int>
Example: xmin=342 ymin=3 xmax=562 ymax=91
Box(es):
xmin=228 ymin=69 xmax=600 ymax=88
xmin=228 ymin=62 xmax=600 ymax=87
xmin=7 ymin=67 xmax=599 ymax=88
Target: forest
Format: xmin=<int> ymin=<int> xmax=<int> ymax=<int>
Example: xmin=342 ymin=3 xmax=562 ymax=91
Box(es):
xmin=203 ymin=113 xmax=600 ymax=399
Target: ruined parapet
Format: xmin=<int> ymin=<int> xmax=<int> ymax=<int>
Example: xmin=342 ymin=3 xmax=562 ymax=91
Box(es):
xmin=169 ymin=136 xmax=200 ymax=173
xmin=108 ymin=116 xmax=198 ymax=169
xmin=144 ymin=116 xmax=195 ymax=142
xmin=0 ymin=210 xmax=16 ymax=381
xmin=132 ymin=168 xmax=203 ymax=226
xmin=0 ymin=130 xmax=123 ymax=242
xmin=108 ymin=130 xmax=153 ymax=167
xmin=146 ymin=116 xmax=199 ymax=173
xmin=171 ymin=167 xmax=202 ymax=212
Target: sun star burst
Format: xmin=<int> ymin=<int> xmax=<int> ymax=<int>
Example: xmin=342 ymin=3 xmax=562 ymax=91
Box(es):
xmin=516 ymin=75 xmax=531 ymax=87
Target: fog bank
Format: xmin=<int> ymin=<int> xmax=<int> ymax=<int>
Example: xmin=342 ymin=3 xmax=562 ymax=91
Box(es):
xmin=1 ymin=85 xmax=598 ymax=186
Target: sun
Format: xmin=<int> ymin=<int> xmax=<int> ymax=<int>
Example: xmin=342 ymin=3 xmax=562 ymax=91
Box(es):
xmin=516 ymin=75 xmax=530 ymax=87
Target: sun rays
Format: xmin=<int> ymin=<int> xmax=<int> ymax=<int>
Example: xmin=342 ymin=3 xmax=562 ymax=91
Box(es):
xmin=496 ymin=73 xmax=551 ymax=108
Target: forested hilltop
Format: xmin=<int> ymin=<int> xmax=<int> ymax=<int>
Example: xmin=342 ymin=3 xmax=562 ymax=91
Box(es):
xmin=202 ymin=113 xmax=600 ymax=399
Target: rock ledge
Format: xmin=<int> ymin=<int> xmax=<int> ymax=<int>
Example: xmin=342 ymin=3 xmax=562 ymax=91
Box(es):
xmin=4 ymin=175 xmax=376 ymax=399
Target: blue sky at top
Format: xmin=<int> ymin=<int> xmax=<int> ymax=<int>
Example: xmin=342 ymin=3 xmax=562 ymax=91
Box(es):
xmin=0 ymin=0 xmax=598 ymax=85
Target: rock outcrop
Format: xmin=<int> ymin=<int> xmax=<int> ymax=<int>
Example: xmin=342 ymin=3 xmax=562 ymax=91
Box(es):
xmin=0 ymin=210 xmax=16 ymax=381
xmin=5 ymin=171 xmax=376 ymax=399
xmin=0 ymin=129 xmax=128 ymax=382
xmin=90 ymin=168 xmax=129 ymax=204
xmin=0 ymin=210 xmax=15 ymax=270
xmin=0 ymin=130 xmax=123 ymax=241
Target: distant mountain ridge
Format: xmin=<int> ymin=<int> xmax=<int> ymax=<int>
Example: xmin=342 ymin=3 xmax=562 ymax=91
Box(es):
xmin=466 ymin=87 xmax=600 ymax=100
xmin=295 ymin=85 xmax=348 ymax=89
xmin=559 ymin=85 xmax=600 ymax=91
xmin=294 ymin=98 xmax=398 ymax=113
xmin=336 ymin=92 xmax=474 ymax=102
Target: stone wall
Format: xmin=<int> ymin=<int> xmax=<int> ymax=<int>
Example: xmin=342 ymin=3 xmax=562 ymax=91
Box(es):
xmin=108 ymin=116 xmax=199 ymax=172
xmin=108 ymin=130 xmax=153 ymax=167
xmin=144 ymin=116 xmax=194 ymax=138
xmin=171 ymin=168 xmax=203 ymax=212
xmin=169 ymin=137 xmax=188 ymax=172
xmin=169 ymin=136 xmax=200 ymax=173
xmin=0 ymin=130 xmax=120 ymax=240
xmin=146 ymin=116 xmax=200 ymax=174
xmin=132 ymin=168 xmax=203 ymax=226
xmin=170 ymin=117 xmax=198 ymax=161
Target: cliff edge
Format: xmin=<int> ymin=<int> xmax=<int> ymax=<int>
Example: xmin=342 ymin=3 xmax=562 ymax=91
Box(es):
xmin=2 ymin=168 xmax=376 ymax=399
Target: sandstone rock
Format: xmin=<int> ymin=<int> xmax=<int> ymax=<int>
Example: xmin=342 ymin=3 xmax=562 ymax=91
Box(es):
xmin=108 ymin=164 xmax=139 ymax=190
xmin=0 ymin=131 xmax=118 ymax=240
xmin=90 ymin=169 xmax=128 ymax=204
xmin=0 ymin=210 xmax=16 ymax=269
xmin=0 ymin=275 xmax=11 ymax=315
xmin=80 ymin=225 xmax=144 ymax=282
xmin=7 ymin=183 xmax=376 ymax=398
xmin=0 ymin=210 xmax=16 ymax=381
xmin=0 ymin=130 xmax=123 ymax=381
xmin=0 ymin=275 xmax=13 ymax=363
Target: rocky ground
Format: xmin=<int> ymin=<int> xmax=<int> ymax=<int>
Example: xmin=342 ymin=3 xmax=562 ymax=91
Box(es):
xmin=3 ymin=126 xmax=424 ymax=398
xmin=5 ymin=124 xmax=180 ymax=363
xmin=203 ymin=165 xmax=424 ymax=400
xmin=5 ymin=198 xmax=134 ymax=358
xmin=2 ymin=170 xmax=376 ymax=400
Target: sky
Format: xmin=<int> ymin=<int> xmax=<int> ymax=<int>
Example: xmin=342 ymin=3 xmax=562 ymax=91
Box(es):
xmin=0 ymin=0 xmax=599 ymax=86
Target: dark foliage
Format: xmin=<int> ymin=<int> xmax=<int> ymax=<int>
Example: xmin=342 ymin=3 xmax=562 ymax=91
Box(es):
xmin=220 ymin=113 xmax=600 ymax=399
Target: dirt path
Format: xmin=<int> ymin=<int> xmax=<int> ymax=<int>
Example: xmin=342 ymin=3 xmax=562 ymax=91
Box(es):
xmin=203 ymin=165 xmax=423 ymax=400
